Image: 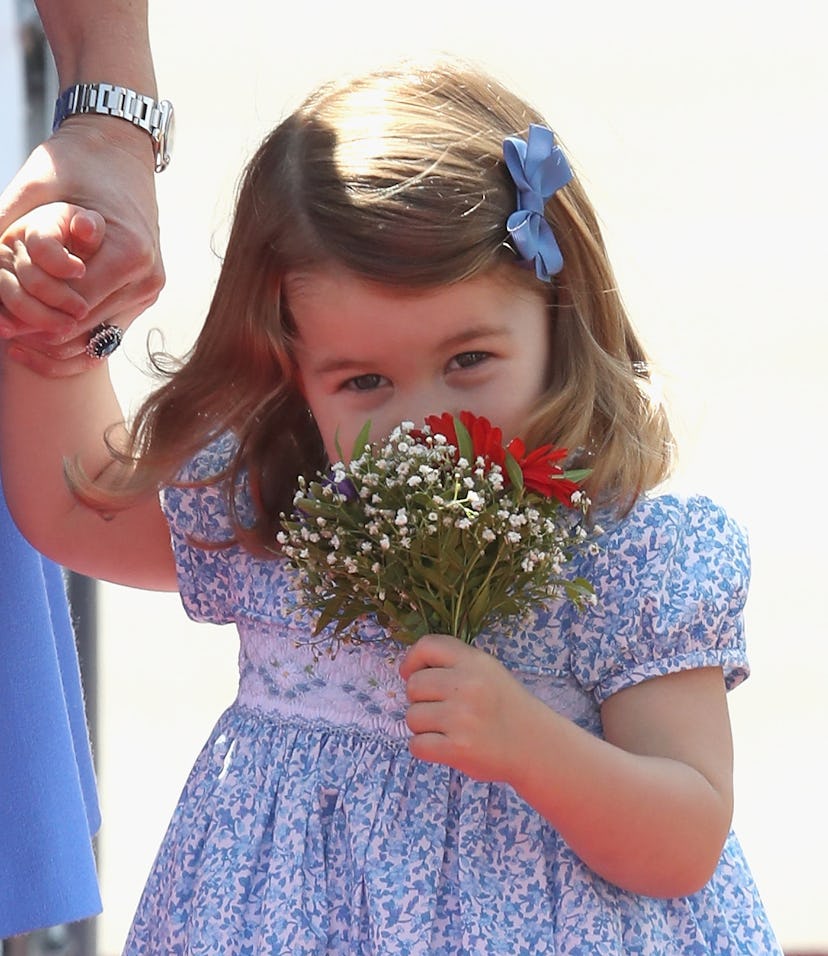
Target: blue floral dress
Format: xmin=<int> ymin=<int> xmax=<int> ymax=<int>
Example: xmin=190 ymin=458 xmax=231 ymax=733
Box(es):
xmin=124 ymin=433 xmax=781 ymax=954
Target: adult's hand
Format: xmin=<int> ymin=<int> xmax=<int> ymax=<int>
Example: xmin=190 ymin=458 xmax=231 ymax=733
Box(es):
xmin=0 ymin=116 xmax=165 ymax=376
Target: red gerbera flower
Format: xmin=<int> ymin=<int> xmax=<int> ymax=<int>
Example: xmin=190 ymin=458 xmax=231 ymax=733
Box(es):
xmin=417 ymin=412 xmax=578 ymax=505
xmin=506 ymin=437 xmax=579 ymax=505
xmin=422 ymin=411 xmax=507 ymax=471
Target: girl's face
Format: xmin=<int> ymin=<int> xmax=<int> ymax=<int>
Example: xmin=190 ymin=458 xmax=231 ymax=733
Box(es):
xmin=288 ymin=267 xmax=551 ymax=462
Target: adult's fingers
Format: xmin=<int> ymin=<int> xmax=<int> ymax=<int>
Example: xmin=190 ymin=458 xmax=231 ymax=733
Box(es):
xmin=4 ymin=298 xmax=150 ymax=379
xmin=76 ymin=241 xmax=164 ymax=324
xmin=0 ymin=128 xmax=164 ymax=326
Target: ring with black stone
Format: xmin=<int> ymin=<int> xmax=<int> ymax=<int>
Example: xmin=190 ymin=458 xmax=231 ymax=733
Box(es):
xmin=85 ymin=322 xmax=124 ymax=359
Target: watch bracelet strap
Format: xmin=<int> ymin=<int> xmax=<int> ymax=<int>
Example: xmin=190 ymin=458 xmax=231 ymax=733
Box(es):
xmin=52 ymin=82 xmax=163 ymax=136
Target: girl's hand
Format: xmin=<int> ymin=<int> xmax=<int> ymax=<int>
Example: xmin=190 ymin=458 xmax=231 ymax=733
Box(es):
xmin=0 ymin=202 xmax=106 ymax=374
xmin=0 ymin=120 xmax=165 ymax=377
xmin=400 ymin=632 xmax=537 ymax=782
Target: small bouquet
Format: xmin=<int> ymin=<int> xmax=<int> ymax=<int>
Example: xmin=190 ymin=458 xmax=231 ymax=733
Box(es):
xmin=277 ymin=411 xmax=598 ymax=647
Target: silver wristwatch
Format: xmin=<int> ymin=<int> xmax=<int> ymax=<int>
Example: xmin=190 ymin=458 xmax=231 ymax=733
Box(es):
xmin=52 ymin=82 xmax=175 ymax=173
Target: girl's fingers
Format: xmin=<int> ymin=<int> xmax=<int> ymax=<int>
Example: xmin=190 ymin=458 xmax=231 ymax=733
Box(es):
xmin=24 ymin=230 xmax=87 ymax=280
xmin=407 ymin=732 xmax=454 ymax=767
xmin=405 ymin=698 xmax=451 ymax=734
xmin=0 ymin=203 xmax=107 ymax=333
xmin=404 ymin=666 xmax=462 ymax=703
xmin=0 ymin=276 xmax=79 ymax=338
xmin=14 ymin=241 xmax=89 ymax=319
xmin=399 ymin=632 xmax=465 ymax=681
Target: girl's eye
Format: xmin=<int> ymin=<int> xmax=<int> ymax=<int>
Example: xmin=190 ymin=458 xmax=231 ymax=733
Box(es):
xmin=449 ymin=351 xmax=490 ymax=371
xmin=344 ymin=373 xmax=387 ymax=391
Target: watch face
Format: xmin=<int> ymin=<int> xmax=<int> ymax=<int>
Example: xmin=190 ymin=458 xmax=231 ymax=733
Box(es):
xmin=156 ymin=100 xmax=175 ymax=172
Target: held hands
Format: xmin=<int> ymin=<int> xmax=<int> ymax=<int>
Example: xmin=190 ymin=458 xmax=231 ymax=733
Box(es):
xmin=0 ymin=202 xmax=104 ymax=358
xmin=400 ymin=633 xmax=536 ymax=782
xmin=0 ymin=118 xmax=165 ymax=376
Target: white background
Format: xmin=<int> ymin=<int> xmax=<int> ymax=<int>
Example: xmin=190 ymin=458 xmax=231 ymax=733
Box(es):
xmin=72 ymin=1 xmax=827 ymax=952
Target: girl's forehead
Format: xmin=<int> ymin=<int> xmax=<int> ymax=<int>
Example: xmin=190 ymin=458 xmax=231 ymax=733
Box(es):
xmin=286 ymin=267 xmax=549 ymax=364
xmin=284 ymin=265 xmax=540 ymax=314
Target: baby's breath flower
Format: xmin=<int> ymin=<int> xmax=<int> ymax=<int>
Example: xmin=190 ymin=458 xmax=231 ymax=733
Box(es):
xmin=278 ymin=412 xmax=597 ymax=647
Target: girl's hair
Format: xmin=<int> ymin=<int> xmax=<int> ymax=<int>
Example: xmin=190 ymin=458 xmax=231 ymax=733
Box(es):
xmin=89 ymin=56 xmax=675 ymax=547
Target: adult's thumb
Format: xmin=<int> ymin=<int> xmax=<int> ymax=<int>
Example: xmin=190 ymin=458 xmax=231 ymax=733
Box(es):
xmin=0 ymin=148 xmax=53 ymax=234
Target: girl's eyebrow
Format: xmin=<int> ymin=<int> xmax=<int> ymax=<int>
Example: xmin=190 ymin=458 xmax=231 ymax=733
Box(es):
xmin=309 ymin=325 xmax=511 ymax=376
xmin=437 ymin=325 xmax=510 ymax=351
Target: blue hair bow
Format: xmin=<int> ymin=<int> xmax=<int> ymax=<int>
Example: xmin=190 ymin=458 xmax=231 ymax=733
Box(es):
xmin=503 ymin=124 xmax=572 ymax=281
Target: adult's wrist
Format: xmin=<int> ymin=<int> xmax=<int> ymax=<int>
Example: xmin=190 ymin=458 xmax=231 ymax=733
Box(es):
xmin=52 ymin=113 xmax=157 ymax=172
xmin=52 ymin=84 xmax=174 ymax=173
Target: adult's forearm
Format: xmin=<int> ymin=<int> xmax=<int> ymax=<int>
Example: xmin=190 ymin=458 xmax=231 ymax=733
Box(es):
xmin=34 ymin=0 xmax=156 ymax=93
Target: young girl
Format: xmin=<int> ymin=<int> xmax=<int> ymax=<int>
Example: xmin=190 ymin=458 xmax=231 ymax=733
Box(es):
xmin=0 ymin=58 xmax=781 ymax=953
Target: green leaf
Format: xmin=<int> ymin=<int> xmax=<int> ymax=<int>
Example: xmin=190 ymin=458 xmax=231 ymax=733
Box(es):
xmin=313 ymin=597 xmax=345 ymax=635
xmin=466 ymin=580 xmax=491 ymax=634
xmin=503 ymin=450 xmax=525 ymax=491
xmin=409 ymin=584 xmax=452 ymax=618
xmin=454 ymin=416 xmax=474 ymax=463
xmin=409 ymin=554 xmax=449 ymax=590
xmin=351 ymin=419 xmax=373 ymax=460
xmin=293 ymin=498 xmax=331 ymax=517
xmin=331 ymin=601 xmax=371 ymax=635
xmin=563 ymin=468 xmax=592 ymax=484
xmin=333 ymin=427 xmax=345 ymax=464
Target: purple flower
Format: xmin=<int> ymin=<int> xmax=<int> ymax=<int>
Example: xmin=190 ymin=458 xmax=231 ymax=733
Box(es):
xmin=323 ymin=472 xmax=358 ymax=502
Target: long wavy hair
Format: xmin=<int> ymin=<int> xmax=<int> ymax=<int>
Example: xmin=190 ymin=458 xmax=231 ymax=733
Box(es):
xmin=86 ymin=57 xmax=675 ymax=548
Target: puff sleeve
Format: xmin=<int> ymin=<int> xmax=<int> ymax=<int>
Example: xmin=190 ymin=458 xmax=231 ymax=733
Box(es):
xmin=568 ymin=495 xmax=751 ymax=703
xmin=160 ymin=433 xmax=246 ymax=624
